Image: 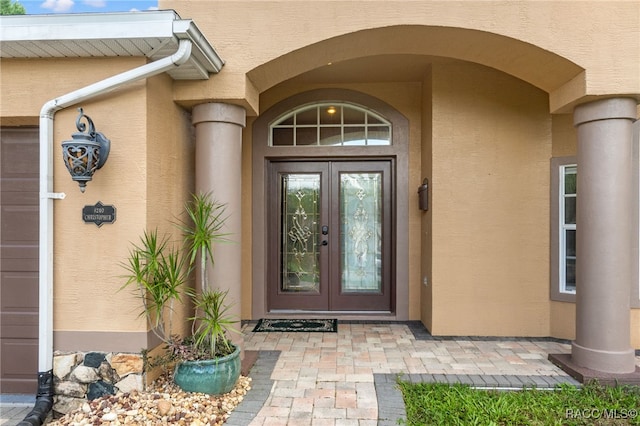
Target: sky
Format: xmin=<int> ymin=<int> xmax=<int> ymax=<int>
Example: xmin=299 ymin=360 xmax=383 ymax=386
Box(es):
xmin=18 ymin=0 xmax=158 ymax=14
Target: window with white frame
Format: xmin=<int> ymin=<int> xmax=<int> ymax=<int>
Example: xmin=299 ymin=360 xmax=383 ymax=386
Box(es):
xmin=551 ymin=157 xmax=577 ymax=302
xmin=560 ymin=165 xmax=577 ymax=294
xmin=269 ymin=102 xmax=391 ymax=147
xmin=551 ymin=120 xmax=639 ymax=307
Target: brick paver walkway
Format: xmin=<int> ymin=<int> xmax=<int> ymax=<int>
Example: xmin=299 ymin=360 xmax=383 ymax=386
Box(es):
xmin=229 ymin=322 xmax=581 ymax=425
xmin=5 ymin=322 xmax=636 ymax=426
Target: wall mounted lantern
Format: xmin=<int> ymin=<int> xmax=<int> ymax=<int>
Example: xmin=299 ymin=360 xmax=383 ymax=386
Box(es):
xmin=418 ymin=178 xmax=429 ymax=211
xmin=61 ymin=108 xmax=110 ymax=193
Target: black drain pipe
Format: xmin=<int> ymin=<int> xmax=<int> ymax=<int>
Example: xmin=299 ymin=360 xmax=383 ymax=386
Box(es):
xmin=17 ymin=370 xmax=54 ymax=426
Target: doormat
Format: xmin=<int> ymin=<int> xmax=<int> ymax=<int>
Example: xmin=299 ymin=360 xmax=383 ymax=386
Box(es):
xmin=252 ymin=319 xmax=338 ymax=333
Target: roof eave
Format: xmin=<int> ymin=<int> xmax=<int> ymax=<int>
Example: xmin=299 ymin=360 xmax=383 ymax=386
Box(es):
xmin=0 ymin=10 xmax=223 ymax=80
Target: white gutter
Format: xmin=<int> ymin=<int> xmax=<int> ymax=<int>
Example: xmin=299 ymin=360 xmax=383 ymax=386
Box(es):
xmin=38 ymin=39 xmax=193 ymax=373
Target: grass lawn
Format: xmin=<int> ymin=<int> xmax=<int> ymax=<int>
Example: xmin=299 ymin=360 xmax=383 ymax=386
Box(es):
xmin=398 ymin=380 xmax=640 ymax=425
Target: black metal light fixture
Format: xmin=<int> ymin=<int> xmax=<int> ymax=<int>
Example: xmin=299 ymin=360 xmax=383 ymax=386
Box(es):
xmin=61 ymin=108 xmax=110 ymax=193
xmin=418 ymin=178 xmax=429 ymax=211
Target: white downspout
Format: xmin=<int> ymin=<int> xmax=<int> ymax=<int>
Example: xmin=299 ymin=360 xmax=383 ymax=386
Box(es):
xmin=27 ymin=39 xmax=192 ymax=425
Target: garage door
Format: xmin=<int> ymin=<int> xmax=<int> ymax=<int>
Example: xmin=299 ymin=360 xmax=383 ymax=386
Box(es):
xmin=1 ymin=128 xmax=39 ymax=394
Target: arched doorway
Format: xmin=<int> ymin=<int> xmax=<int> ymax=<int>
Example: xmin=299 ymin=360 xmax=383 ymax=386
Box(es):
xmin=252 ymin=89 xmax=409 ymax=318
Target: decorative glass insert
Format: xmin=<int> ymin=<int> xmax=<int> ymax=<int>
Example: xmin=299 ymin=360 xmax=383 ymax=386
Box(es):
xmin=340 ymin=172 xmax=383 ymax=293
xmin=560 ymin=165 xmax=577 ymax=293
xmin=269 ymin=103 xmax=391 ymax=146
xmin=280 ymin=173 xmax=321 ymax=292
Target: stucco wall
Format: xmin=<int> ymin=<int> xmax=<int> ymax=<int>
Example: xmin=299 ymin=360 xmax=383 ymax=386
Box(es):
xmin=1 ymin=1 xmax=638 ymax=351
xmin=1 ymin=56 xmax=195 ymax=351
xmin=429 ymin=61 xmax=552 ymax=336
xmin=241 ymin=117 xmax=254 ymax=320
xmin=53 ymin=92 xmax=148 ymax=336
xmin=52 ymin=73 xmax=195 ymax=351
xmin=420 ymin=67 xmax=434 ymax=330
xmin=146 ymin=73 xmax=195 ymax=338
xmin=0 ymin=57 xmax=145 ymax=125
xmin=632 ymin=311 xmax=640 ymax=348
xmin=163 ymin=0 xmax=639 ymax=113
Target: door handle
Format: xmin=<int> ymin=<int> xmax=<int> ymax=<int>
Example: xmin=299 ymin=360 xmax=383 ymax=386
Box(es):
xmin=321 ymin=225 xmax=329 ymax=235
xmin=319 ymin=240 xmax=328 ymax=246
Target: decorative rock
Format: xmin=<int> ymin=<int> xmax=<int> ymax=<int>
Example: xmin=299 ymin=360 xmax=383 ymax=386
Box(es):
xmin=110 ymin=353 xmax=143 ymax=377
xmin=48 ymin=375 xmax=252 ymax=426
xmin=70 ymin=365 xmax=100 ymax=383
xmin=87 ymin=380 xmax=115 ymax=400
xmin=83 ymin=352 xmax=106 ymax=368
xmin=55 ymin=381 xmax=86 ymax=398
xmin=157 ymin=399 xmax=172 ymax=416
xmin=53 ymin=395 xmax=85 ymax=415
xmin=101 ymin=412 xmax=117 ymax=421
xmin=115 ymin=373 xmax=143 ymax=394
xmin=53 ymin=353 xmax=78 ymax=379
xmin=98 ymin=361 xmax=118 ymax=383
xmin=81 ymin=402 xmax=91 ymax=413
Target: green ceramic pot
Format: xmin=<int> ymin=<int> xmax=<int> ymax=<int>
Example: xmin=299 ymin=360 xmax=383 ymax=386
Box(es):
xmin=173 ymin=345 xmax=241 ymax=395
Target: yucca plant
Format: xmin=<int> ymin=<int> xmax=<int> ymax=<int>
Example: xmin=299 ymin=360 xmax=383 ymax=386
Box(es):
xmin=122 ymin=192 xmax=240 ymax=380
xmin=178 ymin=192 xmax=230 ymax=293
xmin=178 ymin=192 xmax=239 ymax=359
xmin=121 ymin=229 xmax=189 ymax=344
xmin=189 ymin=288 xmax=239 ymax=358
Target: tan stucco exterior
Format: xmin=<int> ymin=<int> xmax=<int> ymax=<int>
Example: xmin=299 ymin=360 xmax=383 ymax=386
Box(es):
xmin=164 ymin=1 xmax=639 ymax=114
xmin=1 ymin=0 xmax=639 ymax=360
xmin=428 ymin=61 xmax=552 ymax=336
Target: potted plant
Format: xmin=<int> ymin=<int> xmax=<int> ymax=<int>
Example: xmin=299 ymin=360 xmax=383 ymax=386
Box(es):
xmin=122 ymin=192 xmax=241 ymax=395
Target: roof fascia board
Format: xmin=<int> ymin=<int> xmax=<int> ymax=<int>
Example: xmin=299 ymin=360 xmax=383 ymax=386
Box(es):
xmin=0 ymin=10 xmax=223 ymax=78
xmin=0 ymin=10 xmax=179 ymax=42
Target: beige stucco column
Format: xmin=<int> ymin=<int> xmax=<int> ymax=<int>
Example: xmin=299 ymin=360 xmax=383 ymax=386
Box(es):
xmin=572 ymin=97 xmax=637 ymax=374
xmin=192 ymin=103 xmax=246 ymax=347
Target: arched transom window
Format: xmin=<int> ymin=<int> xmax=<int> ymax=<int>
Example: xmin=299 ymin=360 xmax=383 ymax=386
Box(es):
xmin=269 ymin=102 xmax=392 ymax=146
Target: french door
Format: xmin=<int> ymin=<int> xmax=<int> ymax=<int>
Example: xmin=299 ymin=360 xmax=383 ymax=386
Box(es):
xmin=268 ymin=160 xmax=392 ymax=311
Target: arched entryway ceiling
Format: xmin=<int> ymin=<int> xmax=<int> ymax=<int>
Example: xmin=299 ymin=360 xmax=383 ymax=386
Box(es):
xmin=247 ymin=25 xmax=584 ymax=112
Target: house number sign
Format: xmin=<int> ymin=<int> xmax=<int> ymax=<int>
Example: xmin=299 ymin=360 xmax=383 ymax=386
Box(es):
xmin=82 ymin=201 xmax=116 ymax=227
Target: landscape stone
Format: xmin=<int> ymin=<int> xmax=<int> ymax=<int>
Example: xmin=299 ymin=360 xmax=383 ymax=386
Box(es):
xmin=98 ymin=361 xmax=118 ymax=383
xmin=53 ymin=354 xmax=78 ymax=379
xmin=110 ymin=353 xmax=143 ymax=377
xmin=53 ymin=395 xmax=85 ymax=415
xmin=83 ymin=352 xmax=106 ymax=368
xmin=87 ymin=380 xmax=115 ymax=400
xmin=115 ymin=373 xmax=143 ymax=394
xmin=70 ymin=365 xmax=100 ymax=383
xmin=55 ymin=381 xmax=86 ymax=398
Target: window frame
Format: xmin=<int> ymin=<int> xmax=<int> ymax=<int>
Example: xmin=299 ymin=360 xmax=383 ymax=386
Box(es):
xmin=269 ymin=102 xmax=392 ymax=147
xmin=551 ymin=141 xmax=640 ymax=307
xmin=633 ymin=119 xmax=640 ymax=308
xmin=559 ymin=164 xmax=576 ymax=295
xmin=551 ymin=156 xmax=577 ymax=302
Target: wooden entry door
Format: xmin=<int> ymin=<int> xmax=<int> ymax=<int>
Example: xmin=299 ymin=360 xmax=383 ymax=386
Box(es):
xmin=268 ymin=160 xmax=392 ymax=311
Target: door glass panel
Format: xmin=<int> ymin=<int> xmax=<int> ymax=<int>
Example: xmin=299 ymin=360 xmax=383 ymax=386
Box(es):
xmin=340 ymin=172 xmax=383 ymax=293
xmin=280 ymin=173 xmax=321 ymax=292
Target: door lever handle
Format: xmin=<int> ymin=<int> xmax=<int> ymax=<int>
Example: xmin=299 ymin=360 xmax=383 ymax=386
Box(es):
xmin=319 ymin=240 xmax=328 ymax=246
